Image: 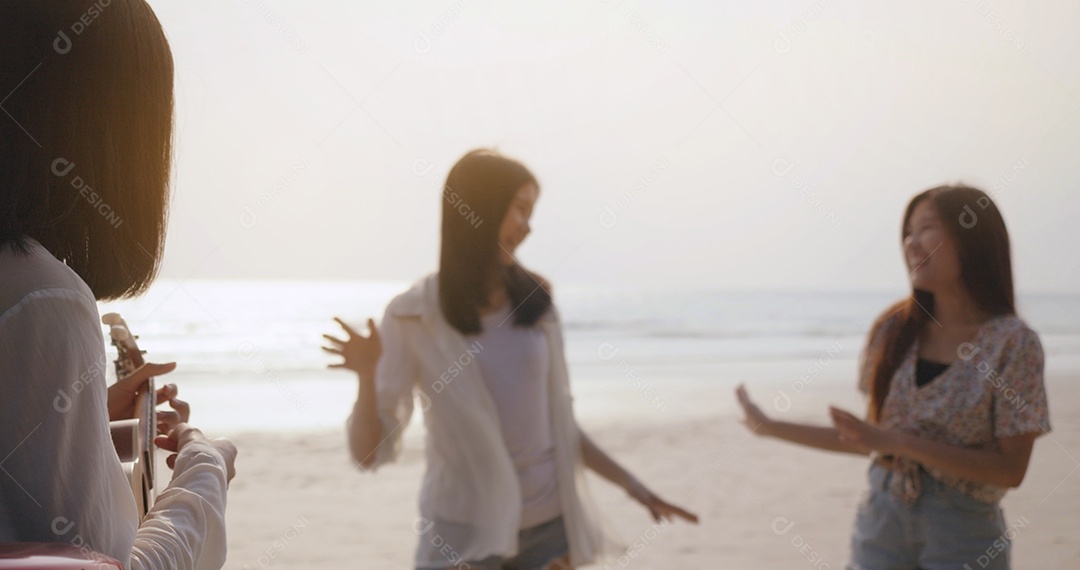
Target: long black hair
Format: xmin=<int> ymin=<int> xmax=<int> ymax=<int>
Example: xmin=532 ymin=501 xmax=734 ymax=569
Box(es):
xmin=867 ymin=185 xmax=1015 ymax=421
xmin=0 ymin=0 xmax=175 ymax=301
xmin=438 ymin=149 xmax=553 ymax=334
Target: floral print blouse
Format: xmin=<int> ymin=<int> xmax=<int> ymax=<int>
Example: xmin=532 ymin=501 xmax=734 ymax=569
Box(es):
xmin=858 ymin=313 xmax=1051 ymax=505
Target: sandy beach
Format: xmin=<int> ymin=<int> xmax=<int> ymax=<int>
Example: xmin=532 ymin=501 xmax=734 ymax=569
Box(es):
xmin=217 ymin=367 xmax=1080 ymax=569
xmin=7 ymin=0 xmax=1079 ymax=566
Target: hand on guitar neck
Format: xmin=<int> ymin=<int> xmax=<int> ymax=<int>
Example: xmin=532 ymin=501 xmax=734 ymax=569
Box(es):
xmin=106 ymin=361 xmax=189 ymax=424
xmin=107 ymin=363 xmax=235 ymax=481
xmin=104 ymin=314 xmax=238 ymax=522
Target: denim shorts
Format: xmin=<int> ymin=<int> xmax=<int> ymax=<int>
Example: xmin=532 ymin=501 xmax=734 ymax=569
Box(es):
xmin=416 ymin=516 xmax=569 ymax=570
xmin=848 ymin=463 xmax=1010 ymax=570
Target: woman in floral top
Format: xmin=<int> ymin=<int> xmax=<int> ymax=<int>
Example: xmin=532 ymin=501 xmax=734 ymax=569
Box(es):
xmin=736 ymin=185 xmax=1050 ymax=570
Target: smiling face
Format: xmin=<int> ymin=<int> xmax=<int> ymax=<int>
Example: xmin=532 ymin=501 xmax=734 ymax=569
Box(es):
xmin=903 ymin=198 xmax=963 ymax=293
xmin=497 ymin=182 xmax=538 ymax=266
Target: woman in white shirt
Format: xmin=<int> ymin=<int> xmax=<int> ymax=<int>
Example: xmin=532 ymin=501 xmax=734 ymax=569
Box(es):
xmin=325 ymin=149 xmax=699 ymax=570
xmin=0 ymin=2 xmax=236 ymax=569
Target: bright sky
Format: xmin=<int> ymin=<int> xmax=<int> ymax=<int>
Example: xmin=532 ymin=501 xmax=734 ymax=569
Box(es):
xmin=147 ymin=0 xmax=1080 ymax=293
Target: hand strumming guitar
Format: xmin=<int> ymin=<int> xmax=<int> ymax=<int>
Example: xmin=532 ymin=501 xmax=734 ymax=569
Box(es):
xmin=155 ymin=424 xmax=238 ymax=484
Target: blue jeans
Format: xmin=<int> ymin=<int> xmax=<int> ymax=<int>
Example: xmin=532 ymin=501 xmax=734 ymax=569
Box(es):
xmin=417 ymin=516 xmax=569 ymax=570
xmin=849 ymin=464 xmax=1010 ymax=570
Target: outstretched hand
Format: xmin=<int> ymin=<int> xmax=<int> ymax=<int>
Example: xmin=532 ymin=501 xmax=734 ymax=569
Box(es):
xmin=323 ymin=317 xmax=382 ymax=377
xmin=626 ymin=479 xmax=700 ymax=524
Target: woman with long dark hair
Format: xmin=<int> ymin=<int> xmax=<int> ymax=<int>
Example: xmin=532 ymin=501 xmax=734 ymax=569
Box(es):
xmin=0 ymin=2 xmax=236 ymax=568
xmin=736 ymin=186 xmax=1050 ymax=569
xmin=325 ymin=149 xmax=698 ymax=569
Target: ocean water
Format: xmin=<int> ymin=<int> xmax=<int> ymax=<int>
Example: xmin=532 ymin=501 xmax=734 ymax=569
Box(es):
xmin=97 ymin=280 xmax=1080 ymax=434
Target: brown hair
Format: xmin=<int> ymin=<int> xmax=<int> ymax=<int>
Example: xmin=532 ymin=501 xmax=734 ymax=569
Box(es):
xmin=867 ymin=185 xmax=1015 ymax=421
xmin=438 ymin=149 xmax=552 ymax=334
xmin=0 ymin=0 xmax=174 ymax=301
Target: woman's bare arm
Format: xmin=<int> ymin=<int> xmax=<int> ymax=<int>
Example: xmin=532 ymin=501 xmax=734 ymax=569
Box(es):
xmin=325 ymin=317 xmax=384 ymax=469
xmin=831 ymin=407 xmax=1038 ymax=487
xmin=736 ymin=385 xmax=869 ymax=456
xmin=580 ymin=429 xmax=699 ymax=523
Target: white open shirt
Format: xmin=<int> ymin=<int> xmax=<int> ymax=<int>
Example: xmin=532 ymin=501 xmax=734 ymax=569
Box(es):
xmin=348 ymin=273 xmax=619 ymax=568
xmin=0 ymin=239 xmax=228 ymax=570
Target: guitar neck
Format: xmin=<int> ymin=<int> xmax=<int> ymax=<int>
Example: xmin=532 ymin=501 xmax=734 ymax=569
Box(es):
xmin=103 ymin=313 xmax=156 ymax=518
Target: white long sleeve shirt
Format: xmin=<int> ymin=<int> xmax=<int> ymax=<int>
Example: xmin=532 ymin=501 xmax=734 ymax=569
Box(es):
xmin=0 ymin=239 xmax=228 ymax=570
xmin=347 ymin=273 xmax=619 ymax=568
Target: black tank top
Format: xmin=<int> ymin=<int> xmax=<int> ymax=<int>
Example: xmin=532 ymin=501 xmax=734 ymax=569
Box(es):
xmin=915 ymin=358 xmax=950 ymax=387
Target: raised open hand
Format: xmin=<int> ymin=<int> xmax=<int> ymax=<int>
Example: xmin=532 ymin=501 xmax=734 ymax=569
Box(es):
xmin=323 ymin=317 xmax=382 ymax=377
